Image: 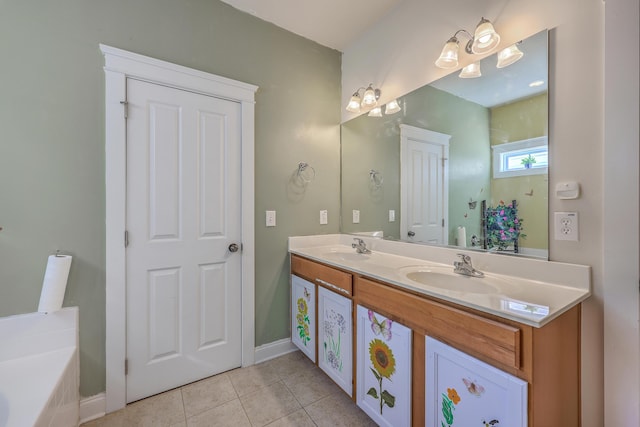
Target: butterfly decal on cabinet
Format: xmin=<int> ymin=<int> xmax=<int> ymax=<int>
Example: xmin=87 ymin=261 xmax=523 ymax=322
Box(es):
xmin=368 ymin=309 xmax=392 ymax=341
xmin=462 ymin=378 xmax=485 ymax=397
xmin=482 ymin=420 xmax=499 ymax=426
xmin=304 ymin=287 xmax=311 ymax=301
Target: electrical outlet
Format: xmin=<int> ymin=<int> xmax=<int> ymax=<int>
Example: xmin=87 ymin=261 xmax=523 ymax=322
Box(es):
xmin=320 ymin=210 xmax=328 ymax=225
xmin=352 ymin=210 xmax=360 ymax=224
xmin=554 ymin=212 xmax=579 ymax=241
xmin=266 ymin=210 xmax=276 ymax=227
xmin=389 ymin=210 xmax=395 ymax=222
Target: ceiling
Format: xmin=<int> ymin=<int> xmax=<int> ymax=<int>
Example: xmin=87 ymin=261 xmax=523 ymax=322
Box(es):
xmin=218 ymin=0 xmax=403 ymax=51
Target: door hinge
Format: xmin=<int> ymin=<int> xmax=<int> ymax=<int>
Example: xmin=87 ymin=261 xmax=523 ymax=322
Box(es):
xmin=125 ymin=358 xmax=129 ymax=376
xmin=124 ymin=230 xmax=129 ymax=248
xmin=442 ymin=218 xmax=445 ymax=227
xmin=120 ymin=101 xmax=129 ymax=119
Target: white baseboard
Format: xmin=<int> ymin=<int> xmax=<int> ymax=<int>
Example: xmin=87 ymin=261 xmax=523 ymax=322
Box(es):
xmin=79 ymin=393 xmax=106 ymax=424
xmin=254 ymin=337 xmax=297 ymax=364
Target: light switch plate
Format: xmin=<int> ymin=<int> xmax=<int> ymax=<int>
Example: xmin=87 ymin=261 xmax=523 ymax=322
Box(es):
xmin=554 ymin=211 xmax=579 ymax=241
xmin=389 ymin=210 xmax=395 ymax=222
xmin=352 ymin=210 xmax=360 ymax=224
xmin=320 ymin=210 xmax=328 ymax=225
xmin=266 ymin=210 xmax=276 ymax=227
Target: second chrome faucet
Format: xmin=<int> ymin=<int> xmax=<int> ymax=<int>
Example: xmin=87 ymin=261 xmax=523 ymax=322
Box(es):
xmin=352 ymin=238 xmax=372 ymax=254
xmin=453 ymin=253 xmax=484 ymax=278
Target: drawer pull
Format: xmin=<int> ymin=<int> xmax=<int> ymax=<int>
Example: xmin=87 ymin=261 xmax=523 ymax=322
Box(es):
xmin=316 ymin=278 xmax=350 ymax=296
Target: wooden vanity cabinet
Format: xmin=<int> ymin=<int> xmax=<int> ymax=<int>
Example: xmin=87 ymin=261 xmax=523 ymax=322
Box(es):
xmin=290 ymin=254 xmax=581 ymax=426
xmin=355 ymin=275 xmax=581 ymax=427
xmin=291 ymin=255 xmax=354 ymax=396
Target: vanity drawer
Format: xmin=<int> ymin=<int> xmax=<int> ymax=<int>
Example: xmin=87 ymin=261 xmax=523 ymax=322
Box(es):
xmin=355 ymin=276 xmax=521 ymax=369
xmin=291 ymin=255 xmax=352 ymax=297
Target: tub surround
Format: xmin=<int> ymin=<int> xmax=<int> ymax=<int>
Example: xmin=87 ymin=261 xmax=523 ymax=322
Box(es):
xmin=289 ymin=234 xmax=590 ymax=327
xmin=0 ymin=307 xmax=79 ymax=427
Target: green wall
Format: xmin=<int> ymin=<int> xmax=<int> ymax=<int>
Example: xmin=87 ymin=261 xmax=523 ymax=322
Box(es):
xmin=0 ymin=0 xmax=341 ymax=397
xmin=341 ymin=85 xmax=491 ymax=244
xmin=490 ymin=94 xmax=549 ymax=250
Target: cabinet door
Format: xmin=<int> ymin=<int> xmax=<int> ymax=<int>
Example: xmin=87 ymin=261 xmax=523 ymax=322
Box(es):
xmin=318 ymin=286 xmax=352 ymax=396
xmin=291 ymin=275 xmax=316 ymax=362
xmin=426 ymin=336 xmax=527 ymax=427
xmin=356 ymin=305 xmax=412 ymax=427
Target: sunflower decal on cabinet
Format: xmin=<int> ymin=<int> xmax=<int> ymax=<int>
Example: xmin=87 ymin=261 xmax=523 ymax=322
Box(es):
xmin=356 ymin=305 xmax=412 ymax=427
xmin=367 ymin=338 xmax=397 ymax=413
xmin=295 ymin=297 xmax=311 ymax=346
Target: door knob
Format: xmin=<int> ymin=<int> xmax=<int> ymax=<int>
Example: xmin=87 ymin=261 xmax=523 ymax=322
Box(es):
xmin=228 ymin=243 xmax=239 ymax=253
xmin=408 ymin=231 xmax=415 ymax=237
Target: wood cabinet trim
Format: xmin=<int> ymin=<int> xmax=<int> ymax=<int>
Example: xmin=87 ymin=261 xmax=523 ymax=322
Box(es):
xmin=291 ymin=254 xmax=353 ymax=296
xmin=355 ymin=276 xmax=522 ymax=370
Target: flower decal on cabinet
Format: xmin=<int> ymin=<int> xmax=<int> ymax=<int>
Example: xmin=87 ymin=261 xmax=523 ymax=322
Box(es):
xmin=323 ymin=309 xmax=346 ymax=371
xmin=367 ymin=338 xmax=397 ymax=414
xmin=441 ymin=387 xmax=461 ymax=427
xmin=296 ymin=296 xmax=311 ymax=346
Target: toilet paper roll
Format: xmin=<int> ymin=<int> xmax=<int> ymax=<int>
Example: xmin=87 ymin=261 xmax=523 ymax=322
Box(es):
xmin=457 ymin=226 xmax=467 ymax=248
xmin=38 ymin=255 xmax=72 ymax=313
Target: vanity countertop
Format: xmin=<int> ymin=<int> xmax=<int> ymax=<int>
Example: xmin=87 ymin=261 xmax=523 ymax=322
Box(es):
xmin=289 ymin=234 xmax=591 ymax=328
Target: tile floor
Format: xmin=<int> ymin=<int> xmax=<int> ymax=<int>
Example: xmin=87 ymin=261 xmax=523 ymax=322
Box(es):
xmin=81 ymin=351 xmax=377 ymax=427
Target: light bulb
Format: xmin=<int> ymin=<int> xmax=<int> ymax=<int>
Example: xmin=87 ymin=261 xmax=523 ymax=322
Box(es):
xmin=362 ymin=85 xmax=378 ymax=107
xmin=346 ymin=92 xmax=362 ymax=113
xmin=471 ymin=18 xmax=500 ymax=54
xmin=435 ymin=37 xmax=459 ymax=69
xmin=384 ymin=99 xmax=401 ymax=114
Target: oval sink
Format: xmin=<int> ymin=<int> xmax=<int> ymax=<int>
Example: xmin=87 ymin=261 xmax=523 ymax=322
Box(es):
xmin=398 ymin=266 xmax=503 ymax=294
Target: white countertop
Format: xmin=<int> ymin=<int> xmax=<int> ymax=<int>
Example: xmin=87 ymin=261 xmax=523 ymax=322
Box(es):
xmin=289 ymin=234 xmax=591 ymax=328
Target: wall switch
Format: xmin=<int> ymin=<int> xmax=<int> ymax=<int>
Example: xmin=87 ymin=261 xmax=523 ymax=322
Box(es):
xmin=266 ymin=210 xmax=276 ymax=227
xmin=320 ymin=210 xmax=328 ymax=225
xmin=554 ymin=211 xmax=579 ymax=241
xmin=352 ymin=210 xmax=360 ymax=224
xmin=389 ymin=210 xmax=395 ymax=222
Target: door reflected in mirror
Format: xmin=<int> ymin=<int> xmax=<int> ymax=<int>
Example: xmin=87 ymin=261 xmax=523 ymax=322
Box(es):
xmin=340 ymin=30 xmax=548 ymax=259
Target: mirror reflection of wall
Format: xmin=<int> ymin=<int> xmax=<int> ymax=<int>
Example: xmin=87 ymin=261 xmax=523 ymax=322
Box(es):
xmin=340 ymin=30 xmax=548 ymax=259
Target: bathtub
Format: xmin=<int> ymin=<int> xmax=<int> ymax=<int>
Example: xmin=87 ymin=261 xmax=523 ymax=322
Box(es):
xmin=0 ymin=307 xmax=79 ymax=427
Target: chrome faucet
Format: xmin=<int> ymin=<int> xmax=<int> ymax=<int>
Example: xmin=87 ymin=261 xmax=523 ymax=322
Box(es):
xmin=453 ymin=253 xmax=484 ymax=278
xmin=352 ymin=238 xmax=372 ymax=254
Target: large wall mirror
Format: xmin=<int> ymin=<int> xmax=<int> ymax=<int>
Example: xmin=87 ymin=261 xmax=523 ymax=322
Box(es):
xmin=341 ymin=30 xmax=548 ymax=259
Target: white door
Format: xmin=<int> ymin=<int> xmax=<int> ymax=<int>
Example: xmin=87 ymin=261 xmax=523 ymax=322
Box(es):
xmin=400 ymin=125 xmax=450 ymax=244
xmin=125 ymin=78 xmax=242 ymax=402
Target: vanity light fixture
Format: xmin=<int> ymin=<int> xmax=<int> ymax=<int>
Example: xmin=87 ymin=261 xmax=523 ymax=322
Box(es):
xmin=435 ymin=17 xmax=501 ymax=69
xmin=459 ymin=61 xmax=482 ymax=78
xmin=345 ymin=83 xmax=381 ymax=113
xmin=496 ymin=42 xmax=524 ymax=68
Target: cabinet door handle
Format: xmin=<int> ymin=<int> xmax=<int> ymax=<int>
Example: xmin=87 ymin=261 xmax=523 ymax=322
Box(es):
xmin=316 ymin=278 xmax=350 ymax=296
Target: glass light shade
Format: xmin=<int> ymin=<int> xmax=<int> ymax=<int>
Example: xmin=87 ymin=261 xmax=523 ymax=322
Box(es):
xmin=384 ymin=99 xmax=401 ymax=114
xmin=362 ymin=85 xmax=378 ymax=107
xmin=459 ymin=62 xmax=482 ymax=78
xmin=471 ymin=18 xmax=500 ymax=54
xmin=496 ymin=44 xmax=524 ymax=68
xmin=368 ymin=107 xmax=383 ymax=117
xmin=346 ymin=93 xmax=361 ymax=113
xmin=435 ymin=38 xmax=459 ymax=69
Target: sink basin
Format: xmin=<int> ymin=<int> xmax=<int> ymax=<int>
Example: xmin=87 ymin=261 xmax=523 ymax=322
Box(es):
xmin=398 ymin=265 xmax=503 ymax=294
xmin=322 ymin=251 xmax=371 ymax=263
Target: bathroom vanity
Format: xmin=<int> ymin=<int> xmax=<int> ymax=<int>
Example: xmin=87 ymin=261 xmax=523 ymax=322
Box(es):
xmin=289 ymin=234 xmax=590 ymax=427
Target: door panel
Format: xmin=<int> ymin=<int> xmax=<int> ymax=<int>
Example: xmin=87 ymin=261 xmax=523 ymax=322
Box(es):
xmin=126 ymin=78 xmax=242 ymax=402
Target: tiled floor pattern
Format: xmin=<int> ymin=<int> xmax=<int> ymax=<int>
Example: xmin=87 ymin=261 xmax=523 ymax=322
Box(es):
xmin=82 ymin=351 xmax=377 ymax=427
